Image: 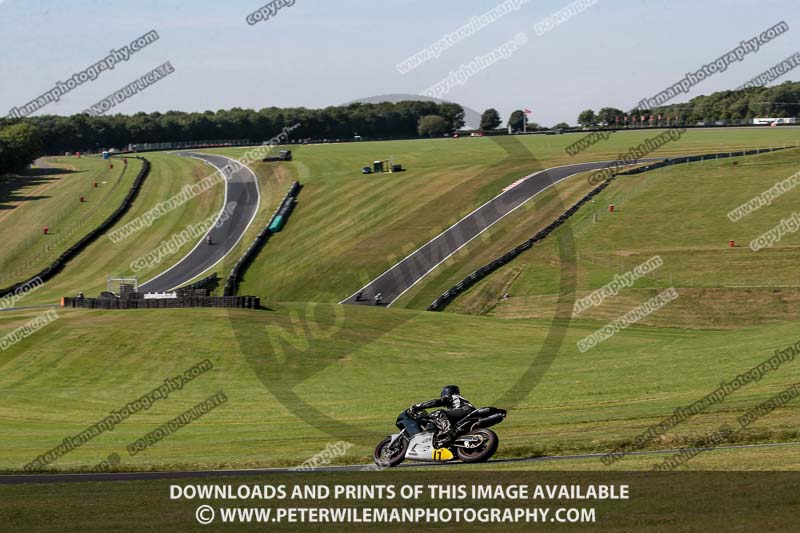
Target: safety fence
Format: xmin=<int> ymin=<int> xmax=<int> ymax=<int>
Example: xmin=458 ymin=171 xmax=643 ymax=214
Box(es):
xmin=177 ymin=272 xmax=219 ymax=291
xmin=223 ymin=181 xmax=302 ymax=296
xmin=127 ymin=139 xmax=250 ymax=152
xmin=427 ymin=146 xmax=794 ymax=311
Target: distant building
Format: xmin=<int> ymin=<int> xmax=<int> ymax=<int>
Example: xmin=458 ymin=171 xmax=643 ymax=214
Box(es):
xmin=753 ymin=117 xmax=798 ymax=125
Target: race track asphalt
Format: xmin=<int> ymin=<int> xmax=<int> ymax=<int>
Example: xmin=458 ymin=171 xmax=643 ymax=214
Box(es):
xmin=341 ymin=158 xmax=660 ymax=307
xmin=138 ymin=153 xmax=260 ymax=293
xmin=2 ymin=441 xmax=797 ymax=484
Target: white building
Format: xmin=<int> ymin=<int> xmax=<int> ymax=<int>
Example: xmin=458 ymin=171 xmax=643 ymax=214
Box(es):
xmin=753 ymin=117 xmax=798 ymax=125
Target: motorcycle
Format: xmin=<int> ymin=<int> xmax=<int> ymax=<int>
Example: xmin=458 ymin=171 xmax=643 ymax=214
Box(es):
xmin=374 ymin=406 xmax=506 ymax=467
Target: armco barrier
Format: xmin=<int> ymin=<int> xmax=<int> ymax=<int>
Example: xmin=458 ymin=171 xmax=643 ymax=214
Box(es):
xmin=177 ymin=272 xmax=218 ymax=291
xmin=0 ymin=156 xmax=151 ymax=298
xmin=223 ymin=180 xmax=302 ymax=296
xmin=427 ymin=146 xmax=795 ymax=311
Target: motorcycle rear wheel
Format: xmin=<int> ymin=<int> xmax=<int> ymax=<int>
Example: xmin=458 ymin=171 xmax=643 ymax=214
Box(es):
xmin=456 ymin=428 xmax=499 ymax=463
xmin=374 ymin=436 xmax=408 ymax=468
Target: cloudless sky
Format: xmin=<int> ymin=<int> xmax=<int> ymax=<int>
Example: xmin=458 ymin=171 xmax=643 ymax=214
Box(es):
xmin=1 ymin=0 xmax=798 ymax=127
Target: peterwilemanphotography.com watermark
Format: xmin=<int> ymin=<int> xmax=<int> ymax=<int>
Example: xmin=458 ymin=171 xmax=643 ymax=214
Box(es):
xmin=637 ymin=21 xmax=789 ymax=110
xmin=573 ymin=256 xmax=663 ymax=315
xmin=651 ymin=381 xmax=800 ymax=471
xmin=0 ymin=276 xmax=43 ymax=310
xmin=396 ymin=0 xmax=532 ymax=74
xmin=727 ymin=170 xmax=800 ymax=222
xmin=602 ymin=339 xmax=799 ymax=465
xmin=576 ymin=288 xmax=679 ymax=353
xmin=7 ymin=30 xmax=159 ymax=118
xmin=23 ymin=359 xmax=213 ymax=470
xmin=291 ymin=441 xmax=353 ymax=471
xmin=129 ymin=201 xmax=237 ymax=272
xmin=108 ymin=168 xmax=226 ymax=243
xmin=127 ymin=391 xmax=228 ymax=457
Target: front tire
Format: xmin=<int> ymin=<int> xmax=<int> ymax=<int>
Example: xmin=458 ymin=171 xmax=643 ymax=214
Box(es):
xmin=456 ymin=429 xmax=499 ymax=463
xmin=374 ymin=436 xmax=408 ymax=468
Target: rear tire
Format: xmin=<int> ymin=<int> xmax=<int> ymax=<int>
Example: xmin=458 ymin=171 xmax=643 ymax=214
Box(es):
xmin=456 ymin=429 xmax=499 ymax=463
xmin=374 ymin=436 xmax=408 ymax=468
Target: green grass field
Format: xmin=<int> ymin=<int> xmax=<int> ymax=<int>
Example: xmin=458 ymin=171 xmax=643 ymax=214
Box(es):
xmin=1 ymin=128 xmax=799 ymax=476
xmin=8 ymin=152 xmax=223 ymax=305
xmin=444 ymin=147 xmax=800 ymax=328
xmin=0 ymin=155 xmax=141 ymax=288
xmin=200 ymin=128 xmax=799 ymax=305
xmin=0 ymin=304 xmax=797 ymax=472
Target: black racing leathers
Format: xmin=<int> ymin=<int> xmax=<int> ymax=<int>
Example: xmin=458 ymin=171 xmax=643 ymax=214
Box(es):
xmin=412 ymin=394 xmax=476 ymax=429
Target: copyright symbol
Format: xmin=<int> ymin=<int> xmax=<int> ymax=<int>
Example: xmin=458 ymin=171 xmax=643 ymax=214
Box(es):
xmin=196 ymin=505 xmax=215 ymax=525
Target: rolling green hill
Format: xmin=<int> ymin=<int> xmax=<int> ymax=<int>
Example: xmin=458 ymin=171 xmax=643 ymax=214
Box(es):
xmin=444 ymin=147 xmax=800 ymax=328
xmin=8 ymin=152 xmax=223 ymax=304
xmin=0 ymin=155 xmax=142 ymax=288
xmin=203 ymin=128 xmax=799 ymax=305
xmin=0 ymin=305 xmax=797 ymax=472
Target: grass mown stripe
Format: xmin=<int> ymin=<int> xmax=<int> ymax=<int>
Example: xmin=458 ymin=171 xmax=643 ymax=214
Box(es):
xmin=428 ymin=147 xmax=791 ymax=311
xmin=0 ymin=156 xmax=151 ymax=298
xmin=223 ymin=180 xmax=301 ymax=296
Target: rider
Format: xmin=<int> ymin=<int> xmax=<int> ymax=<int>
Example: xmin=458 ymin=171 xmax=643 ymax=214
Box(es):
xmin=405 ymin=385 xmax=476 ymax=438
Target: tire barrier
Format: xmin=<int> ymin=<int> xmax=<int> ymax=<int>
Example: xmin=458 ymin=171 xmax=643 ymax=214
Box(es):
xmin=0 ymin=156 xmax=151 ymax=298
xmin=426 ymin=146 xmax=794 ymax=312
xmin=62 ymin=293 xmax=259 ymax=310
xmin=223 ymin=180 xmax=302 ymax=296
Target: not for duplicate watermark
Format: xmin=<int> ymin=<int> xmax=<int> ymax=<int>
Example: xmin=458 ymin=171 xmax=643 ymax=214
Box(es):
xmin=8 ymin=30 xmax=159 ymax=118
xmin=577 ymin=288 xmax=678 ymax=353
xmin=573 ymin=256 xmax=662 ymax=315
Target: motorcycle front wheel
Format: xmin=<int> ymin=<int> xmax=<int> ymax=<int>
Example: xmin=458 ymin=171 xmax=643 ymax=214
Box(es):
xmin=456 ymin=428 xmax=499 ymax=463
xmin=373 ymin=436 xmax=408 ymax=468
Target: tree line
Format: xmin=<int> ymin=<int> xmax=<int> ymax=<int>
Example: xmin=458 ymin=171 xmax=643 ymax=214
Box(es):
xmin=3 ymin=81 xmax=799 ymax=175
xmin=0 ymin=123 xmax=43 ymax=175
xmin=0 ymin=100 xmax=466 ymax=162
xmin=574 ymin=80 xmax=800 ymax=127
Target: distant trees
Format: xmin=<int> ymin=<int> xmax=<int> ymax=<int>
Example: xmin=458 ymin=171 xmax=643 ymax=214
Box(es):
xmin=508 ymin=110 xmax=525 ymax=132
xmin=417 ymin=115 xmax=449 ymax=137
xmin=596 ymin=107 xmax=624 ymax=126
xmin=0 ymin=123 xmax=43 ymax=175
xmin=648 ymin=81 xmax=800 ymax=123
xmin=480 ymin=108 xmax=502 ymax=130
xmin=552 ymin=122 xmax=571 ymax=129
xmin=437 ymin=101 xmax=466 ymax=131
xmin=577 ymin=109 xmax=596 ymax=127
xmin=10 ymin=100 xmax=466 ymax=154
xmin=579 ymin=81 xmax=800 ymax=128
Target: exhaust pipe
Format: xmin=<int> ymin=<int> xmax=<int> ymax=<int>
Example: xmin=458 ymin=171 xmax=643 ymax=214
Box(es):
xmin=470 ymin=412 xmax=506 ymax=431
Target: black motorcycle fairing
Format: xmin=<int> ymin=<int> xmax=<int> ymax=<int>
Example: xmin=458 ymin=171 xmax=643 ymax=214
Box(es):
xmin=396 ymin=408 xmax=435 ymax=435
xmin=455 ymin=407 xmax=507 ymax=431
